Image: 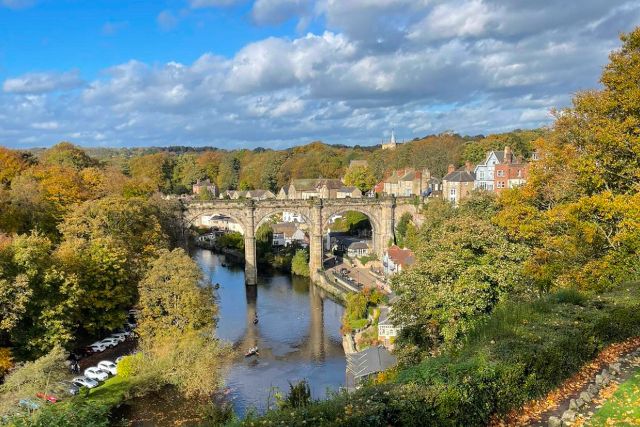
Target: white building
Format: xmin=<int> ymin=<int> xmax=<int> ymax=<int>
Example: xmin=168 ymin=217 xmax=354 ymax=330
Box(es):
xmin=201 ymin=215 xmax=243 ymax=233
xmin=474 ymin=151 xmax=505 ymax=191
xmin=283 ymin=211 xmax=304 ymax=223
xmin=378 ymin=307 xmax=401 ymax=349
xmin=347 ymin=241 xmax=370 ymax=258
xmin=272 ymin=223 xmax=307 ymax=247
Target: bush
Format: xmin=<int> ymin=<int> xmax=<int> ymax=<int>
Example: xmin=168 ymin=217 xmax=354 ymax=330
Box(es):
xmin=242 ymin=284 xmax=640 ymax=426
xmin=291 ymin=249 xmax=310 ymax=277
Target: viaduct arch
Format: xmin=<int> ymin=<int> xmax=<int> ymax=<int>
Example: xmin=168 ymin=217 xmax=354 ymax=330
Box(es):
xmin=183 ymin=197 xmax=419 ymax=285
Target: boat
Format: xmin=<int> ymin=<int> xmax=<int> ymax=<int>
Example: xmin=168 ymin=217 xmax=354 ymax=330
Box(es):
xmin=214 ymin=283 xmax=220 ymax=289
xmin=244 ymin=346 xmax=259 ymax=357
xmin=253 ymin=315 xmax=258 ymax=324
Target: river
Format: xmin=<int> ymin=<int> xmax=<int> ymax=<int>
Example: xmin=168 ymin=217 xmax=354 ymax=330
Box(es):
xmin=119 ymin=249 xmax=346 ymax=424
xmin=195 ymin=249 xmax=347 ymax=415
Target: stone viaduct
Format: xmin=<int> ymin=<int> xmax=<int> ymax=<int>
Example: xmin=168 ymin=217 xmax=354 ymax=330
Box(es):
xmin=183 ymin=197 xmax=419 ymax=285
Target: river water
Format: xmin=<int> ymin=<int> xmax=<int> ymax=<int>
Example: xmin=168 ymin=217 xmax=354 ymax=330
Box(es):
xmin=118 ymin=249 xmax=346 ymax=424
xmin=197 ymin=249 xmax=346 ymax=416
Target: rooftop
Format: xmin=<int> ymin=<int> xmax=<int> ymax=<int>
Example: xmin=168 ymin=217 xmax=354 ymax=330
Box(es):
xmin=443 ymin=168 xmax=475 ymax=182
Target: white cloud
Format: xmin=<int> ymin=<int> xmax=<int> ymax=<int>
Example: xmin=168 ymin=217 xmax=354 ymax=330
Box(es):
xmin=1 ymin=0 xmax=640 ymax=148
xmin=3 ymin=70 xmax=83 ymax=94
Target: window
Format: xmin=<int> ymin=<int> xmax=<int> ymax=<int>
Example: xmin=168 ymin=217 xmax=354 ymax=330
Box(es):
xmin=517 ymin=169 xmax=522 ymax=177
xmin=496 ymin=170 xmax=505 ymax=177
xmin=497 ymin=181 xmax=505 ymax=188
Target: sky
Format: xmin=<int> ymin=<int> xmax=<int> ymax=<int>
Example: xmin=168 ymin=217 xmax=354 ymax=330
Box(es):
xmin=0 ymin=0 xmax=639 ymax=149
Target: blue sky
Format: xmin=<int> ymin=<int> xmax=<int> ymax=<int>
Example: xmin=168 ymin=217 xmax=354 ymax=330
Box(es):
xmin=1 ymin=0 xmax=639 ymax=148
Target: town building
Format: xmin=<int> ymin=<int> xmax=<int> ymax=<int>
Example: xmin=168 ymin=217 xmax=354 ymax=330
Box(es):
xmin=442 ymin=163 xmax=475 ymax=205
xmin=283 ymin=178 xmax=344 ymax=200
xmin=376 ymin=168 xmax=434 ymax=197
xmin=220 ymin=189 xmax=275 ymax=200
xmin=282 ymin=211 xmax=304 ymax=223
xmin=271 ymin=223 xmax=307 ymax=247
xmin=276 ymin=186 xmax=289 ymax=200
xmin=474 ymin=150 xmax=504 ymax=191
xmin=383 ymin=245 xmax=415 ymax=276
xmin=192 ymin=179 xmax=218 ymax=197
xmin=244 ymin=189 xmax=275 ymax=200
xmin=346 ymin=346 xmax=397 ymax=389
xmin=494 ymin=146 xmax=528 ymax=193
xmin=347 ymin=241 xmax=370 ymax=258
xmin=201 ymin=214 xmax=243 ymax=233
xmin=336 ymin=186 xmax=363 ymax=199
xmin=377 ymin=307 xmax=401 ymax=349
xmin=381 ymin=130 xmax=399 ymax=150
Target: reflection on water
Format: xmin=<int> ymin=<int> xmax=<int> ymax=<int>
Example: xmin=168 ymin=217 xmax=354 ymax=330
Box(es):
xmin=195 ymin=249 xmax=346 ymax=416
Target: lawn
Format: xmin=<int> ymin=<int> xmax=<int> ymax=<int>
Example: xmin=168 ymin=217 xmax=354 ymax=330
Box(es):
xmin=588 ymin=368 xmax=640 ymax=426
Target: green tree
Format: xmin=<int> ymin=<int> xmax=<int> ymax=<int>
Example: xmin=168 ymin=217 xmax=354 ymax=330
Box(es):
xmin=291 ymin=249 xmax=310 ymax=277
xmin=344 ymin=165 xmax=376 ymax=192
xmin=40 ymin=142 xmax=98 ymax=170
xmin=138 ymin=248 xmax=216 ymax=340
xmin=392 ymin=212 xmax=530 ymax=361
xmin=217 ymin=155 xmax=240 ymax=190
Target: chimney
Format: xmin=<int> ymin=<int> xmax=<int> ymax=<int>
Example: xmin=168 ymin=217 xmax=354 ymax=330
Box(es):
xmin=465 ymin=161 xmax=473 ymax=172
xmin=504 ymin=146 xmax=513 ymax=164
xmin=447 ymin=164 xmax=455 ymax=174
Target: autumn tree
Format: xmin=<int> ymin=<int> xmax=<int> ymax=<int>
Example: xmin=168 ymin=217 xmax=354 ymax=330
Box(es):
xmin=40 ymin=142 xmax=98 ymax=170
xmin=344 ymin=165 xmax=376 ymax=192
xmin=138 ymin=248 xmax=216 ymax=339
xmin=496 ymin=28 xmax=640 ymax=291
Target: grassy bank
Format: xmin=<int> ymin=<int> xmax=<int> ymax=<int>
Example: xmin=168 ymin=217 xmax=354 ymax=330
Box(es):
xmin=237 ymin=284 xmax=640 ymax=426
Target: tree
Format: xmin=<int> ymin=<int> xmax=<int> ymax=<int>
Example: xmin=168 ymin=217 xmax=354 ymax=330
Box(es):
xmin=40 ymin=142 xmax=98 ymax=170
xmin=0 ymin=233 xmax=81 ymax=356
xmin=395 ymin=213 xmax=413 ymax=247
xmin=291 ymin=249 xmax=310 ymax=277
xmin=0 ymin=147 xmax=26 ymax=187
xmin=344 ymin=165 xmax=377 ymax=193
xmin=217 ymin=155 xmax=240 ymax=190
xmin=496 ymin=28 xmax=640 ymax=291
xmin=138 ymin=249 xmax=216 ymax=340
xmin=392 ymin=212 xmax=530 ymax=361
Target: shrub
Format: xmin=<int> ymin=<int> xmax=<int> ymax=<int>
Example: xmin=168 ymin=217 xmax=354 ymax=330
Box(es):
xmin=291 ymin=249 xmax=310 ymax=277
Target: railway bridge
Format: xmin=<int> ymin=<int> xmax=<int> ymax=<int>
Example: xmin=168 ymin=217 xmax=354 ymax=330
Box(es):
xmin=183 ymin=197 xmax=418 ymax=284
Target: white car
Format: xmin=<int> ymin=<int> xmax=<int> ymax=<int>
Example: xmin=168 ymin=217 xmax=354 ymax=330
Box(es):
xmin=84 ymin=367 xmax=109 ymax=381
xmin=72 ymin=376 xmax=99 ymax=389
xmin=97 ymin=360 xmax=117 ymax=375
xmin=99 ymin=338 xmax=120 ymax=348
xmin=90 ymin=342 xmax=107 ymax=352
xmin=109 ymin=334 xmax=126 ymax=343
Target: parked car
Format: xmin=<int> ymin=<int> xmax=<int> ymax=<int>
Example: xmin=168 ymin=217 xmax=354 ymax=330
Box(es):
xmin=84 ymin=367 xmax=109 ymax=381
xmin=115 ymin=356 xmax=125 ymax=364
xmin=97 ymin=360 xmax=117 ymax=375
xmin=99 ymin=338 xmax=120 ymax=348
xmin=54 ymin=381 xmax=79 ymax=396
xmin=108 ymin=334 xmax=126 ymax=343
xmin=90 ymin=342 xmax=107 ymax=352
xmin=72 ymin=377 xmax=99 ymax=389
xmin=35 ymin=392 xmax=59 ymax=403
